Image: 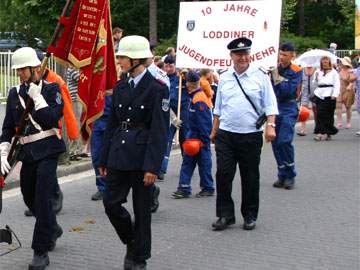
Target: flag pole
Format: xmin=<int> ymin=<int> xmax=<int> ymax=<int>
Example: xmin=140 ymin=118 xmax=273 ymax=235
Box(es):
xmin=175 ymin=72 xmax=182 ymax=145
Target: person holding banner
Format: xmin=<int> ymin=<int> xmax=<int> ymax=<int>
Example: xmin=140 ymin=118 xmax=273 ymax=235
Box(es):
xmin=271 ymin=43 xmax=302 ymax=190
xmin=0 ymin=47 xmax=66 ymax=269
xmin=210 ymin=38 xmax=278 ymax=231
xmin=158 ymin=55 xmax=190 ymax=180
xmin=172 ymin=72 xmax=214 ymax=199
xmin=99 ymin=36 xmax=169 ymax=270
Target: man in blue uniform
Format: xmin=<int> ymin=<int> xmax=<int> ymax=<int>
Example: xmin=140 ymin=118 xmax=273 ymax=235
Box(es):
xmin=211 ymin=38 xmax=278 ymax=231
xmin=99 ymin=36 xmax=169 ymax=270
xmin=0 ymin=47 xmax=65 ymax=269
xmin=271 ymin=43 xmax=302 ymax=190
xmin=90 ymin=94 xmax=112 ymax=201
xmin=145 ymin=58 xmax=171 ymax=213
xmin=172 ymin=72 xmax=214 ymax=198
xmin=24 ymin=50 xmax=64 ymax=216
xmin=158 ymin=55 xmax=190 ymax=180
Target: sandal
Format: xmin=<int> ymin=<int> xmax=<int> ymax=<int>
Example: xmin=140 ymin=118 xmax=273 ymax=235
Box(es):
xmin=297 ymin=130 xmax=307 ymax=136
xmin=325 ymin=135 xmax=332 ymax=141
xmin=314 ymin=134 xmax=323 ymax=141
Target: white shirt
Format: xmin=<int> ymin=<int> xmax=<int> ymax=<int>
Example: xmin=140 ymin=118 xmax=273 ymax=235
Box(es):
xmin=128 ymin=69 xmax=147 ymax=88
xmin=214 ymin=65 xmax=278 ymax=134
xmin=313 ymin=69 xmax=340 ymax=99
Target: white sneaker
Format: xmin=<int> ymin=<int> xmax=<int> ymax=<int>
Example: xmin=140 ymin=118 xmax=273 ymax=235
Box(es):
xmin=356 ymin=131 xmax=360 ymax=136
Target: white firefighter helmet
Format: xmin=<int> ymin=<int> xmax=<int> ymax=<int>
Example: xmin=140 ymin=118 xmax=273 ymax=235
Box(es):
xmin=12 ymin=47 xmax=41 ymax=69
xmin=115 ymin=35 xmax=153 ymax=59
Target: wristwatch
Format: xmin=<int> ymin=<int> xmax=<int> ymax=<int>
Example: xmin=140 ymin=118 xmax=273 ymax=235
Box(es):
xmin=267 ymin=123 xmax=276 ymax=128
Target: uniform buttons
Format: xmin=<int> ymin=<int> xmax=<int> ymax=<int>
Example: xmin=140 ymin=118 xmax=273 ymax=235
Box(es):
xmin=127 ymin=118 xmax=130 ymax=122
xmin=128 ymin=107 xmax=132 ymax=110
xmin=119 ymin=104 xmax=122 ymax=108
xmin=125 ymin=130 xmax=129 ymax=133
xmin=141 ymin=105 xmax=144 ymax=109
xmin=121 ymin=140 xmax=125 ymax=144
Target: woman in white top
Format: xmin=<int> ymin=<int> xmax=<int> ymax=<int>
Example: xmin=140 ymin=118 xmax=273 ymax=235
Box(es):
xmin=313 ymin=56 xmax=340 ymax=141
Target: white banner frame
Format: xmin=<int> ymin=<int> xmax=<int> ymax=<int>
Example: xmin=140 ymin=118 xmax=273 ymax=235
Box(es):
xmin=176 ymin=0 xmax=282 ymax=69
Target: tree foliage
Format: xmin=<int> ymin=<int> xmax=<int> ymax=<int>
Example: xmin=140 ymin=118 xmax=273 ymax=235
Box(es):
xmin=0 ymin=0 xmax=355 ymax=51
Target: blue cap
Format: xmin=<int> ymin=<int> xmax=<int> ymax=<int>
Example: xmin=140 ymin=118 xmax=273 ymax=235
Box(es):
xmin=227 ymin=38 xmax=252 ymax=52
xmin=186 ymin=72 xmax=200 ymax=83
xmin=164 ymin=55 xmax=175 ymax=64
xmin=280 ymin=42 xmax=295 ymax=52
xmin=35 ymin=49 xmax=45 ymax=61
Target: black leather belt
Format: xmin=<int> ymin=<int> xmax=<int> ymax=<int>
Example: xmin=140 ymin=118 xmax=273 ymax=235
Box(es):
xmin=119 ymin=121 xmax=147 ymax=131
xmin=317 ymin=84 xmax=333 ymax=88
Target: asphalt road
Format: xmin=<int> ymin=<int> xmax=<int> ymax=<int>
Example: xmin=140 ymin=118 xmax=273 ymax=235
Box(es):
xmin=0 ymin=116 xmax=359 ymax=270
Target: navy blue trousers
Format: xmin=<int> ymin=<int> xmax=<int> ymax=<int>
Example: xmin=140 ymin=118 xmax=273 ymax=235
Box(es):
xmin=20 ymin=157 xmax=59 ymax=253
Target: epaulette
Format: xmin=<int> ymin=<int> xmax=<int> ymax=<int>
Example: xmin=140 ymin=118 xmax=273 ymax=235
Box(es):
xmin=290 ymin=63 xmax=302 ymax=73
xmin=155 ymin=77 xmax=166 ymax=85
xmin=258 ymin=67 xmax=269 ymax=75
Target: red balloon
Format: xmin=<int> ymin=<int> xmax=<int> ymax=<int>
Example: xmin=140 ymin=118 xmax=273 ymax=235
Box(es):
xmin=182 ymin=139 xmax=203 ymax=156
xmin=298 ymin=106 xmax=311 ymax=122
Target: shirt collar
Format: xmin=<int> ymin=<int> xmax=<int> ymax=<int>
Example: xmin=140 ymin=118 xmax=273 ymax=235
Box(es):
xmin=231 ymin=64 xmax=257 ymax=78
xmin=129 ymin=69 xmax=147 ymax=87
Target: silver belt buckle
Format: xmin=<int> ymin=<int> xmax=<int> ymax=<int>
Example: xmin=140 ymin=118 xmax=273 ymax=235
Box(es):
xmin=121 ymin=121 xmax=128 ymax=130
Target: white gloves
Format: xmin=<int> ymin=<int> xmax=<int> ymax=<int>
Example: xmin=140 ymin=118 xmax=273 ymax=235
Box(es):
xmin=0 ymin=142 xmax=11 ymax=175
xmin=170 ymin=109 xmax=182 ymax=128
xmin=28 ymin=81 xmax=48 ymax=110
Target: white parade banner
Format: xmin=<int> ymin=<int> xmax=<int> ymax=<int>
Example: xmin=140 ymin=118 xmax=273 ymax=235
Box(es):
xmin=176 ymin=0 xmax=282 ymax=70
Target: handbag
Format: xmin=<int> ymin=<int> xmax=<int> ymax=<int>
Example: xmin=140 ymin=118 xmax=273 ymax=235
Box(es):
xmin=233 ymin=73 xmax=267 ymax=129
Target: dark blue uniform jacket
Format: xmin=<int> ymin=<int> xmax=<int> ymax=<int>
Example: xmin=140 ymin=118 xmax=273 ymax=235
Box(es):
xmin=99 ymin=71 xmax=170 ymax=174
xmin=0 ymin=81 xmax=66 ymax=162
xmin=93 ymin=95 xmax=113 ymax=131
xmin=274 ymin=64 xmax=303 ymax=103
xmin=186 ymin=89 xmax=212 ymax=145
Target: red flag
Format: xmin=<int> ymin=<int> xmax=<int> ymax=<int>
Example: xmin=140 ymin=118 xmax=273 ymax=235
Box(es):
xmin=47 ymin=0 xmax=81 ymax=66
xmin=49 ymin=0 xmax=117 ymax=142
xmin=77 ymin=0 xmax=117 ymax=141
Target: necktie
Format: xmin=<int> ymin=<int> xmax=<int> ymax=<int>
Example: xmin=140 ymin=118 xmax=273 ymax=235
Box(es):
xmin=129 ymin=80 xmax=135 ymax=89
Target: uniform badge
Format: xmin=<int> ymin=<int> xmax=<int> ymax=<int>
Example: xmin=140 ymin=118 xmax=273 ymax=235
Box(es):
xmin=199 ymin=105 xmax=204 ymax=111
xmin=56 ymin=92 xmax=62 ymax=105
xmin=162 ymin=98 xmax=170 ymax=112
xmin=187 ymin=20 xmax=195 ymax=31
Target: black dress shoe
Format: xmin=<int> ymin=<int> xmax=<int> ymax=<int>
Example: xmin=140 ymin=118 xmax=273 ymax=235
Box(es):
xmin=124 ymin=241 xmax=135 ymax=270
xmin=243 ymin=218 xmax=256 ymax=230
xmin=212 ymin=216 xmax=235 ymax=231
xmin=49 ymin=224 xmax=63 ymax=252
xmin=28 ymin=252 xmax=49 ymax=270
xmin=151 ymin=185 xmax=160 ymax=213
xmin=24 ymin=209 xmax=34 ymax=217
xmin=91 ymin=191 xmax=103 ymax=201
xmin=52 ymin=190 xmax=63 ymax=214
xmin=133 ymin=260 xmax=147 ymax=270
xmin=273 ymin=179 xmax=284 ymax=188
xmin=283 ymin=178 xmax=295 ymax=190
xmin=157 ymin=172 xmax=165 ymax=181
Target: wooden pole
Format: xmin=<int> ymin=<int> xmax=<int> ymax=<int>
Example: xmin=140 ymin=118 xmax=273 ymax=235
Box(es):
xmin=175 ymin=72 xmax=182 ymax=145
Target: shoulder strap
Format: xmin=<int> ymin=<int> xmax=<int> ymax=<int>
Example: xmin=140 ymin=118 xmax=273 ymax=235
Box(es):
xmin=15 ymin=85 xmax=42 ymax=131
xmin=232 ymin=72 xmax=260 ymax=116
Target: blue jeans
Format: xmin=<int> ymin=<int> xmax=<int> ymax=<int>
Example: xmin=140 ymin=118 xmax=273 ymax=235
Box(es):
xmin=178 ymin=143 xmax=214 ymax=194
xmin=91 ymin=129 xmax=106 ymax=192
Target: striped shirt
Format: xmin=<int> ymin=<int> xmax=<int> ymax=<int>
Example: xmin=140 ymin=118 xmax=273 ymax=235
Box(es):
xmin=66 ymin=68 xmax=80 ymax=101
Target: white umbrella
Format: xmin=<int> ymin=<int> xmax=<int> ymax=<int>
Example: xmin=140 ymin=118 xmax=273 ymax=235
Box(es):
xmin=296 ymin=49 xmax=339 ymax=68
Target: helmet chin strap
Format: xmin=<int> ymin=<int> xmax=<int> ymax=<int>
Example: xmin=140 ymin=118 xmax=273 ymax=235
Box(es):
xmin=127 ymin=59 xmax=141 ymax=77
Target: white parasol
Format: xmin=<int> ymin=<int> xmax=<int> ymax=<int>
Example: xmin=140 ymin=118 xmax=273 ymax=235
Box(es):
xmin=295 ymin=49 xmax=339 ymax=68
